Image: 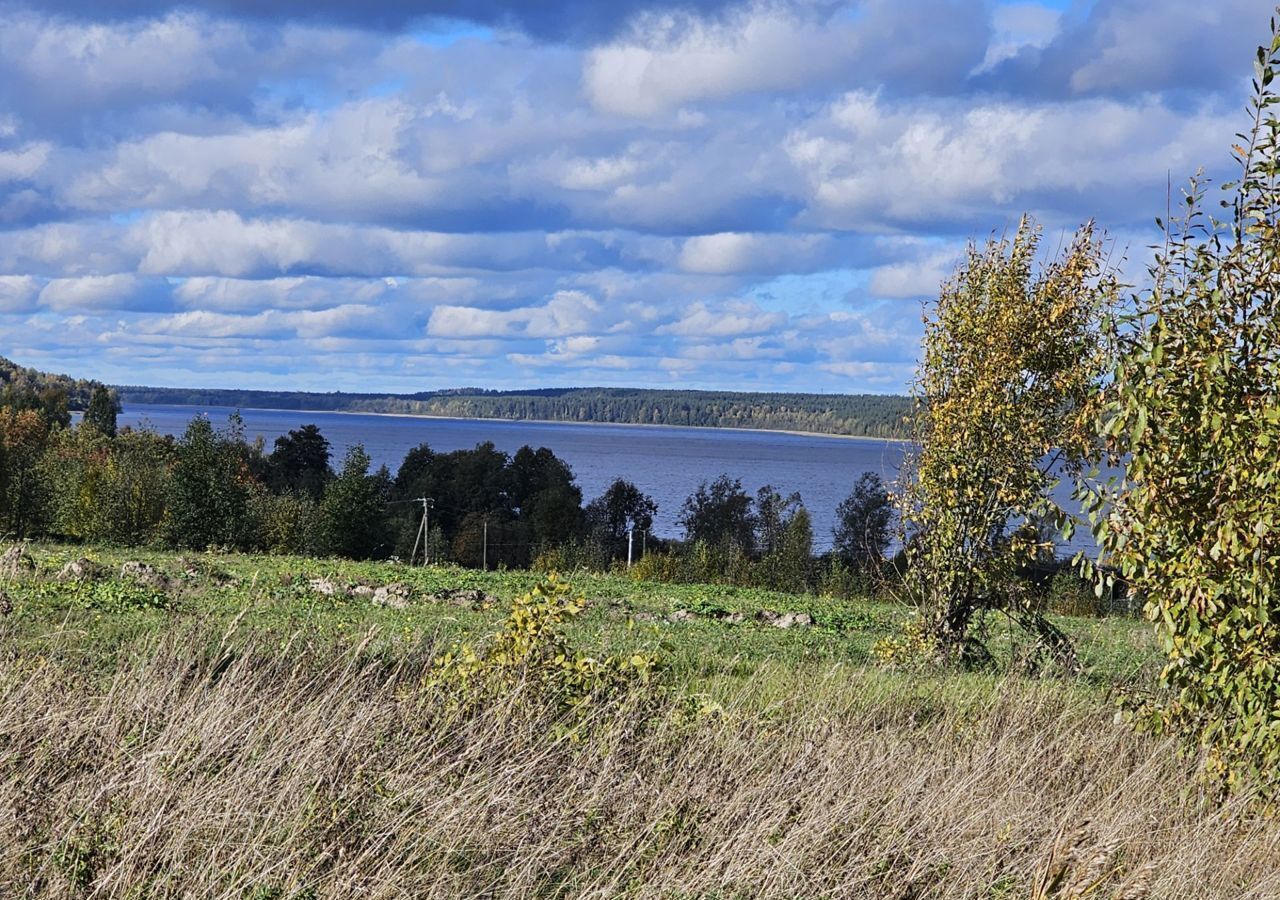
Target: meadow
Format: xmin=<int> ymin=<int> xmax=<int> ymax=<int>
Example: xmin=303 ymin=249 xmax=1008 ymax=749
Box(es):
xmin=3 ymin=543 xmax=1278 ymax=899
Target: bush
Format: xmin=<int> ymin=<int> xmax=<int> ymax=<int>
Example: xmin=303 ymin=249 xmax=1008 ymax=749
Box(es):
xmin=249 ymin=489 xmax=315 ymax=556
xmin=532 ymin=538 xmax=611 ymax=575
xmin=1088 ymin=20 xmax=1280 ymax=792
xmin=430 ymin=574 xmax=656 ymax=718
xmin=1045 ymin=570 xmax=1099 ymax=618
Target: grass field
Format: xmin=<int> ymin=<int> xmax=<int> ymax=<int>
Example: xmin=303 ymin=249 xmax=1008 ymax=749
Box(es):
xmin=1 ymin=543 xmax=1276 ymax=898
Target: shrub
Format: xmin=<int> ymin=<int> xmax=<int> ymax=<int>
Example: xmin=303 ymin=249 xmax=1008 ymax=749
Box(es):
xmin=431 ymin=574 xmax=657 ymax=717
xmin=1087 ymin=19 xmax=1280 ymax=792
xmin=249 ymin=489 xmax=315 ymax=555
xmin=1045 ymin=570 xmax=1099 ymax=618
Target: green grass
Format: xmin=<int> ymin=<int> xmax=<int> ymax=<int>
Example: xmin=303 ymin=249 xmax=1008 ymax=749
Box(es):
xmin=2 ymin=544 xmax=1234 ymax=899
xmin=2 ymin=542 xmax=1160 ymax=707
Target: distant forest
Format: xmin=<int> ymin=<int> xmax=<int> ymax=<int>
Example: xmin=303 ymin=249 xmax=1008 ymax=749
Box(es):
xmin=114 ymin=386 xmax=912 ymax=439
xmin=0 ymin=356 xmax=103 ymax=410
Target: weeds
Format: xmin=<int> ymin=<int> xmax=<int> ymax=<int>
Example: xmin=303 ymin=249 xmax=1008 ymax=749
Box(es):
xmin=0 ymin=627 xmax=1272 ymax=898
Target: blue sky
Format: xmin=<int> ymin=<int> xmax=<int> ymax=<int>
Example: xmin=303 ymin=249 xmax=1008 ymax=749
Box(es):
xmin=0 ymin=0 xmax=1265 ymax=394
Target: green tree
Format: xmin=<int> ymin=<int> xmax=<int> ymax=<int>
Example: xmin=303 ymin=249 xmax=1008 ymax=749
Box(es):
xmin=679 ymin=475 xmax=755 ymax=554
xmin=165 ymin=415 xmax=254 ymax=550
xmin=833 ymin=472 xmax=894 ymax=571
xmin=0 ymin=407 xmax=52 ymax=537
xmin=754 ymin=485 xmax=802 ymax=556
xmin=585 ymin=478 xmax=657 ymax=558
xmin=314 ymin=446 xmax=389 ymax=559
xmin=38 ymin=387 xmax=70 ymax=429
xmin=1086 ymin=18 xmax=1280 ymax=791
xmin=899 ymin=218 xmax=1114 ymax=666
xmin=266 ymin=424 xmax=331 ymax=500
xmin=759 ymin=502 xmax=814 ymax=591
xmin=83 ymin=385 xmax=118 ymax=437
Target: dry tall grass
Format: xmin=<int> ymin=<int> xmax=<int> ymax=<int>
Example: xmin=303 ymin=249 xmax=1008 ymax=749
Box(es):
xmin=1 ymin=625 xmax=1276 ymax=899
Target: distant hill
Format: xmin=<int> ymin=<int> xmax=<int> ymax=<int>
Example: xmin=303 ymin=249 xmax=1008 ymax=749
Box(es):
xmin=115 ymin=386 xmax=913 ymax=439
xmin=0 ymin=356 xmax=104 ymax=410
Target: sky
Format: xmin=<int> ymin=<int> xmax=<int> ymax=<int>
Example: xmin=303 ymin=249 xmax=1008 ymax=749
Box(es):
xmin=0 ymin=0 xmax=1267 ymax=394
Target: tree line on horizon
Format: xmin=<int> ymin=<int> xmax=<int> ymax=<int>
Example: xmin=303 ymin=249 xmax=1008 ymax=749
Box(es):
xmin=114 ymin=385 xmax=913 ymax=439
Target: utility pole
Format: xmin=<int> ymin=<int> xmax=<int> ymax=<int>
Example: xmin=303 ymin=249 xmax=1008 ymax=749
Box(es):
xmin=409 ymin=497 xmax=434 ymax=567
xmin=482 ymin=517 xmax=488 ymax=571
xmin=627 ymin=527 xmax=634 ymax=569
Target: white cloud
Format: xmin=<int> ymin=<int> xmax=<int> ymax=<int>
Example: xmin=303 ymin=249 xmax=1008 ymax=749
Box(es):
xmin=583 ymin=0 xmax=989 ymax=117
xmin=678 ymin=232 xmax=834 ymax=276
xmin=1 ymin=12 xmax=250 ymax=103
xmin=427 ymin=290 xmax=606 ymax=339
xmin=0 ymin=142 xmax=50 ymax=182
xmin=130 ymin=303 xmax=403 ymax=340
xmin=975 ymin=2 xmax=1061 ymax=73
xmin=867 ymin=247 xmax=963 ymax=299
xmin=38 ymin=274 xmax=167 ymax=312
xmin=786 ymin=90 xmax=1236 ymax=229
xmin=584 ymin=6 xmax=854 ymax=117
xmin=0 ymin=275 xmax=41 ymax=313
xmin=658 ymin=300 xmax=785 ymax=338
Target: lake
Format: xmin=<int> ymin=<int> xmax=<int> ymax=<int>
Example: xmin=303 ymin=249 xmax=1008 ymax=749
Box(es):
xmin=119 ymin=403 xmax=906 ymax=553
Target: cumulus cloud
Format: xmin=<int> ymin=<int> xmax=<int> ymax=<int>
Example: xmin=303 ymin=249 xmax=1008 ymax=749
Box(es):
xmin=867 ymin=246 xmax=964 ymax=299
xmin=677 ymin=232 xmax=834 ymax=276
xmin=38 ymin=274 xmax=171 ymax=312
xmin=982 ymin=0 xmax=1266 ymax=97
xmin=658 ymin=300 xmax=785 ymax=338
xmin=0 ymin=275 xmax=41 ymax=313
xmin=0 ymin=142 xmax=49 ymax=182
xmin=427 ymin=290 xmax=606 ymax=339
xmin=584 ymin=0 xmax=989 ymax=117
xmin=0 ymin=0 xmax=1266 ymax=394
xmin=25 ymin=0 xmax=746 ymax=42
xmin=786 ymin=90 xmax=1236 ymax=230
xmin=973 ymin=2 xmax=1061 ymax=73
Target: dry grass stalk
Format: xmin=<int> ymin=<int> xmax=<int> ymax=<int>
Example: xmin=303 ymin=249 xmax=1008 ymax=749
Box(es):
xmin=0 ymin=627 xmax=1278 ymax=898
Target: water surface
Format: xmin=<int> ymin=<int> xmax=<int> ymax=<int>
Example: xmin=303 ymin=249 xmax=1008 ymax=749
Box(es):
xmin=121 ymin=403 xmax=907 ymax=553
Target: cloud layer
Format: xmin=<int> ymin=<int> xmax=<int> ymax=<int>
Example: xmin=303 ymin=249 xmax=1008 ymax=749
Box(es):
xmin=0 ymin=0 xmax=1267 ymax=393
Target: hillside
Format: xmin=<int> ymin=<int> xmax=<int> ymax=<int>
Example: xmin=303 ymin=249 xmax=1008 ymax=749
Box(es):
xmin=0 ymin=355 xmax=104 ymax=410
xmin=114 ymin=385 xmax=913 ymax=438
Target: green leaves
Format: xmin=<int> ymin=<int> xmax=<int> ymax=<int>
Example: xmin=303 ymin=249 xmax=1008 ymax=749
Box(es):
xmin=1089 ymin=10 xmax=1280 ymax=797
xmin=901 ymin=217 xmax=1116 ymax=663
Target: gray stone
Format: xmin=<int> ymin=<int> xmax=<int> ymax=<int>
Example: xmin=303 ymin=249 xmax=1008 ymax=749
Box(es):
xmin=0 ymin=545 xmax=34 ymax=580
xmin=121 ymin=561 xmax=172 ymax=591
xmin=57 ymin=558 xmax=107 ymax=582
xmin=372 ymin=582 xmax=413 ymax=609
xmin=308 ymin=577 xmax=344 ymax=597
xmin=771 ymin=611 xmax=814 ymax=630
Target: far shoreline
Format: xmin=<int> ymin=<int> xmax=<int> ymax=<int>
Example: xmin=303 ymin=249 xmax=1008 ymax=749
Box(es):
xmin=121 ymin=401 xmax=912 ymax=444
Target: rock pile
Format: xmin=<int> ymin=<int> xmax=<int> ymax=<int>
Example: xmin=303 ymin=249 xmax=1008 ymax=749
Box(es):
xmin=120 ymin=561 xmax=173 ymax=591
